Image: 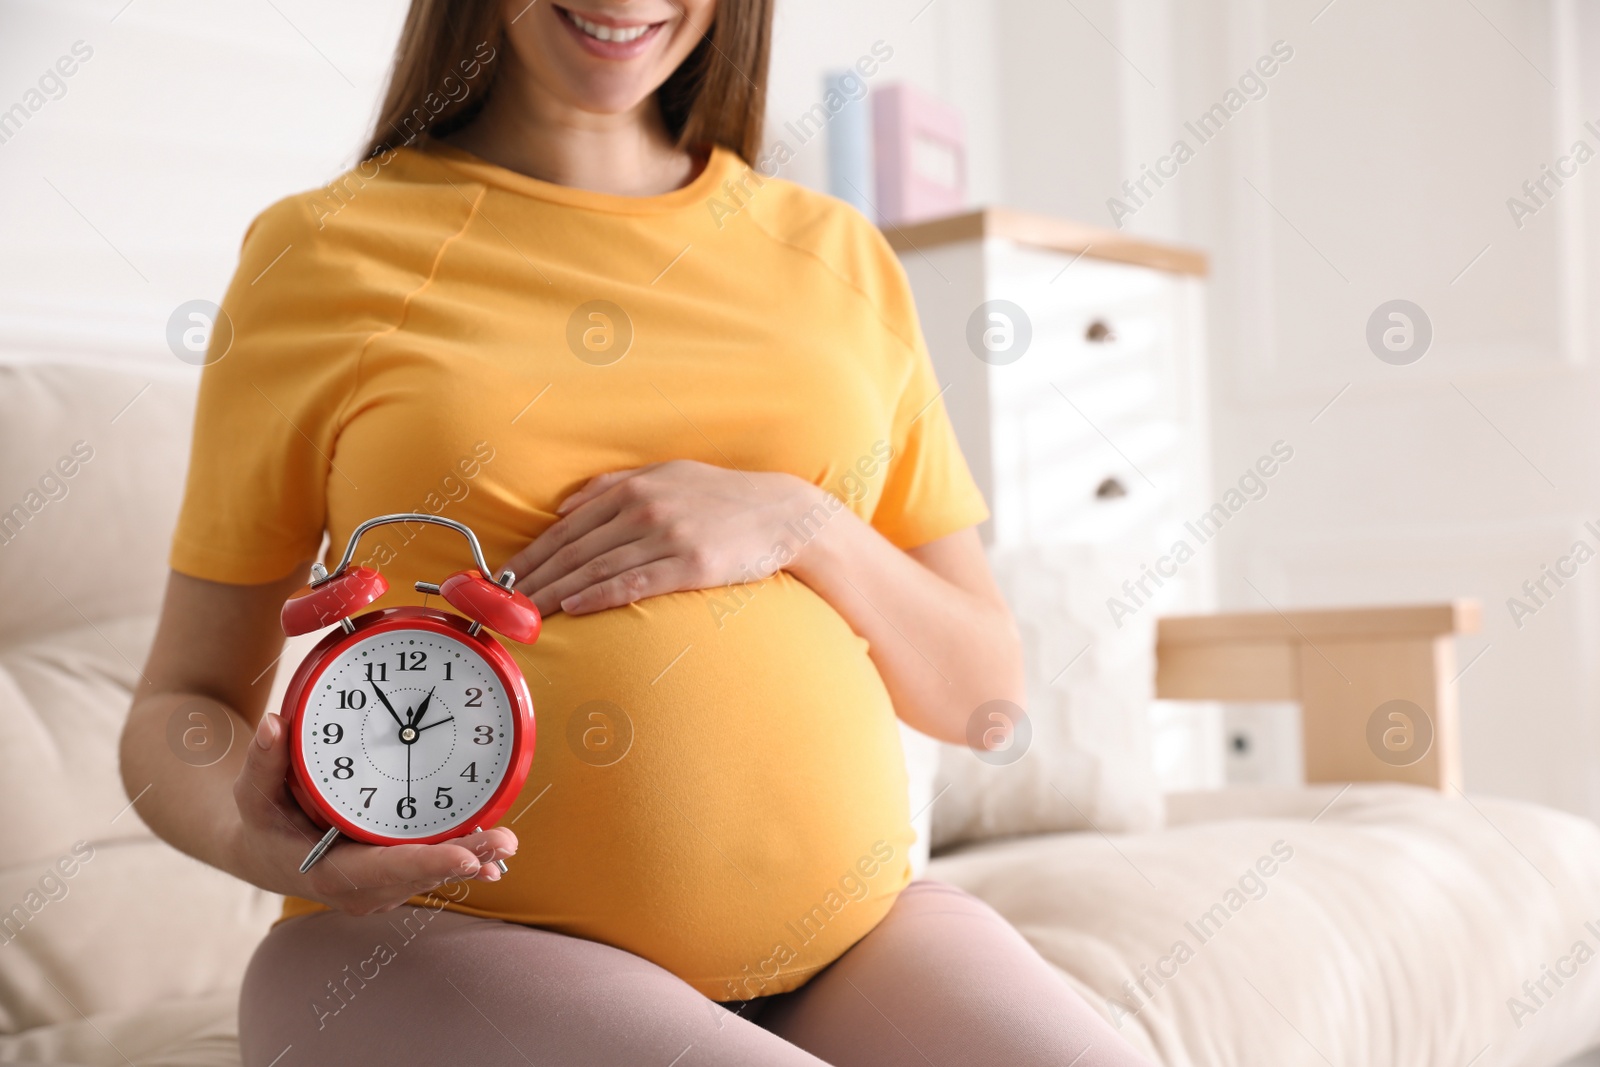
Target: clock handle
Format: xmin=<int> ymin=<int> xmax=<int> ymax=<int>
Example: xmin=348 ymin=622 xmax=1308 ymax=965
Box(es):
xmin=313 ymin=513 xmax=511 ymax=589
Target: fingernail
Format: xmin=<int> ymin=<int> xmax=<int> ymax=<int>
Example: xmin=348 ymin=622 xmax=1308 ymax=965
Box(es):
xmin=457 ymin=858 xmax=481 ymax=876
xmin=254 ymin=713 xmax=278 ymax=750
xmin=560 ymin=595 xmax=581 ymax=613
xmin=478 ymin=864 xmax=502 ymax=882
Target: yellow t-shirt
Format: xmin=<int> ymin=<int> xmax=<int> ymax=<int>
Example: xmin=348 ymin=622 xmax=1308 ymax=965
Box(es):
xmin=171 ymin=142 xmax=989 ymax=1000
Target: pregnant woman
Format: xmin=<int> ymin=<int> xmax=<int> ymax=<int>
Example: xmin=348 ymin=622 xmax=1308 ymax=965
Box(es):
xmin=120 ymin=1 xmax=1153 ymax=1064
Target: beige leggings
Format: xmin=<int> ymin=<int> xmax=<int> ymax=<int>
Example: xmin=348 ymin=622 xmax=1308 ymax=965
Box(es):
xmin=239 ymin=880 xmax=1154 ymax=1067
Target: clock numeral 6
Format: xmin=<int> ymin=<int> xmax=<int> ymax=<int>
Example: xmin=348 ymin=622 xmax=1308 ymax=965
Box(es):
xmin=474 ymin=725 xmax=495 ymax=745
xmin=397 ymin=795 xmax=417 ymax=819
xmin=434 ymin=786 xmax=453 ymax=809
xmin=333 ymin=756 xmax=354 ymax=779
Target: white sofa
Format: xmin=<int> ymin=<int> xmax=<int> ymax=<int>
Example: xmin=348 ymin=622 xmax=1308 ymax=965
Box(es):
xmin=4 ymin=360 xmax=1600 ymax=1067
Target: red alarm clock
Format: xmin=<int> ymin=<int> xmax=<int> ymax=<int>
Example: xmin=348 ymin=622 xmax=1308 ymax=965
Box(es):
xmin=277 ymin=513 xmax=540 ymax=874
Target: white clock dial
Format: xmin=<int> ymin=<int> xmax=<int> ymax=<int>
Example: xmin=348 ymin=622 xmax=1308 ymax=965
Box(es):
xmin=300 ymin=629 xmax=517 ymax=840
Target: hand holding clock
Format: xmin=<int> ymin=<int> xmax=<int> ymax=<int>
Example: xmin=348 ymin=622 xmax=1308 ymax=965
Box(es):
xmin=231 ymin=710 xmax=516 ymax=917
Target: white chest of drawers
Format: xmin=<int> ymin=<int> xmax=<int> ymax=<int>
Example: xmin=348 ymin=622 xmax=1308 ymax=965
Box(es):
xmin=888 ymin=208 xmax=1223 ymax=791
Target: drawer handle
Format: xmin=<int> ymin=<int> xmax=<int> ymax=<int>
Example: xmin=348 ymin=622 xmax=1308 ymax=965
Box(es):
xmin=1095 ymin=476 xmax=1128 ymax=500
xmin=1085 ymin=320 xmax=1117 ymax=343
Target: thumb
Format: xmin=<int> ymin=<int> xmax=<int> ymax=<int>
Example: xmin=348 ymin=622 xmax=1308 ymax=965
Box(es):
xmin=235 ymin=712 xmax=299 ymax=824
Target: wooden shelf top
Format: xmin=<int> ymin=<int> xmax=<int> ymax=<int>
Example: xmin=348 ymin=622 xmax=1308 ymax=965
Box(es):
xmin=1158 ymin=600 xmax=1482 ymax=645
xmin=881 ymin=206 xmax=1209 ymax=277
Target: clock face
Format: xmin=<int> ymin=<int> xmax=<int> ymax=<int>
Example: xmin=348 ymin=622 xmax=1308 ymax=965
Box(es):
xmin=297 ymin=627 xmax=519 ymax=841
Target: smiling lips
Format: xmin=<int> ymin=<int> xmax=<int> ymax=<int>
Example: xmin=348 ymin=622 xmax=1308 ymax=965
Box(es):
xmin=555 ymin=5 xmax=668 ymax=57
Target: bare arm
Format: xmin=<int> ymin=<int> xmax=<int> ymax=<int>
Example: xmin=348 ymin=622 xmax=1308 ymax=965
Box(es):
xmin=788 ymin=519 xmax=1023 ymax=745
xmin=119 ymin=567 xmax=514 ymax=915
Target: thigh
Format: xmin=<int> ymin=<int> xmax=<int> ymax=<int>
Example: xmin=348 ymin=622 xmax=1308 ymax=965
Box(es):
xmin=757 ymin=881 xmax=1156 ymax=1067
xmin=238 ymin=906 xmax=830 ymax=1067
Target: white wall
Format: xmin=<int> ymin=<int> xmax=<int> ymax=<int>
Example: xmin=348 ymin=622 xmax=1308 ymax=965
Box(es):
xmin=0 ymin=0 xmax=407 ymax=367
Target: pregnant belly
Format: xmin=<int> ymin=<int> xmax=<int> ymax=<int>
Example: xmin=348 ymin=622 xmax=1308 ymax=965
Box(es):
xmin=439 ymin=572 xmax=916 ymax=999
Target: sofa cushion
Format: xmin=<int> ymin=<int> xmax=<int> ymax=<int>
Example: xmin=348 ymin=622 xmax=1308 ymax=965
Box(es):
xmin=0 ymin=362 xmax=195 ymax=646
xmin=0 ymin=616 xmax=281 ymax=1034
xmin=0 ymin=988 xmax=241 ymax=1067
xmin=932 ymin=544 xmax=1164 ymax=850
xmin=0 ymin=362 xmax=279 ymax=1034
xmin=929 ymin=784 xmax=1600 ymax=1067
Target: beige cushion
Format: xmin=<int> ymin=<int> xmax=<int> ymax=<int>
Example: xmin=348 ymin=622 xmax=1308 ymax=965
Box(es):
xmin=0 ymin=362 xmax=278 ymax=1035
xmin=0 ymin=988 xmax=240 ymax=1067
xmin=0 ymin=362 xmax=191 ymax=645
xmin=932 ymin=544 xmax=1164 ymax=850
xmin=930 ymin=784 xmax=1600 ymax=1067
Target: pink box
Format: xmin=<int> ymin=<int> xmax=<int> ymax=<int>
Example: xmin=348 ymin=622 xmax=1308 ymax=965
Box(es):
xmin=872 ymin=83 xmax=967 ymax=226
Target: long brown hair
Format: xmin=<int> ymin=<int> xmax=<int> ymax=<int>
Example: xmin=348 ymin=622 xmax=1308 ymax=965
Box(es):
xmin=363 ymin=0 xmax=771 ymax=163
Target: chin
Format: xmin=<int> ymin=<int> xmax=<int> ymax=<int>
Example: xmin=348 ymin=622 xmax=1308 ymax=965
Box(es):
xmin=551 ymin=74 xmax=662 ymax=117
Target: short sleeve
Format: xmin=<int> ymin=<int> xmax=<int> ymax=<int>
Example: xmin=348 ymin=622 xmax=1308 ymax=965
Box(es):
xmin=168 ymin=196 xmax=361 ymax=584
xmin=868 ymin=264 xmax=990 ymax=550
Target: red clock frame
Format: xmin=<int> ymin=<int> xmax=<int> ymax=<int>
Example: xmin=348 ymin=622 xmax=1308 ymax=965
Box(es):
xmin=281 ymin=605 xmax=536 ymax=847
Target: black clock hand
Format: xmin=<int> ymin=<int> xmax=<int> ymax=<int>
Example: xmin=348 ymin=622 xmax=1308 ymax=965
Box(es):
xmin=410 ymin=687 xmax=437 ymax=728
xmin=371 ymin=682 xmax=406 ymax=731
xmin=415 ymin=716 xmax=454 ymax=733
xmin=406 ymin=738 xmax=412 ymax=811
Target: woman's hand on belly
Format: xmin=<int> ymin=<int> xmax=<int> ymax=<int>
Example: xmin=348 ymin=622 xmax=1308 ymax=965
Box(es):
xmin=505 ymin=460 xmax=823 ymax=617
xmin=500 ymin=459 xmax=1024 ymax=745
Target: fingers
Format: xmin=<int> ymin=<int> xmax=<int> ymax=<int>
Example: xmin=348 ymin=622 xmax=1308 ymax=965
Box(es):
xmin=307 ymin=832 xmax=515 ymax=915
xmin=457 ymin=826 xmax=518 ymax=859
xmin=526 ymin=540 xmax=662 ymax=616
xmin=560 ymin=558 xmax=687 ymax=615
xmin=505 ymin=466 xmax=664 ymax=586
xmin=453 ymin=827 xmax=518 ymax=877
xmin=507 ymin=493 xmax=629 ymax=592
xmin=235 ymin=713 xmax=314 ymax=835
xmin=556 ymin=466 xmax=651 ymax=515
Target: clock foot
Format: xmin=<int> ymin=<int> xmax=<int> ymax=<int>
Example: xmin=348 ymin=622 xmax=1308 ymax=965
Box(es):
xmin=299 ymin=825 xmax=341 ymax=873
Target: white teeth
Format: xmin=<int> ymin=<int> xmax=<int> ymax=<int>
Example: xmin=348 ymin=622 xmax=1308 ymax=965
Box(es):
xmin=568 ymin=12 xmax=652 ymax=43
